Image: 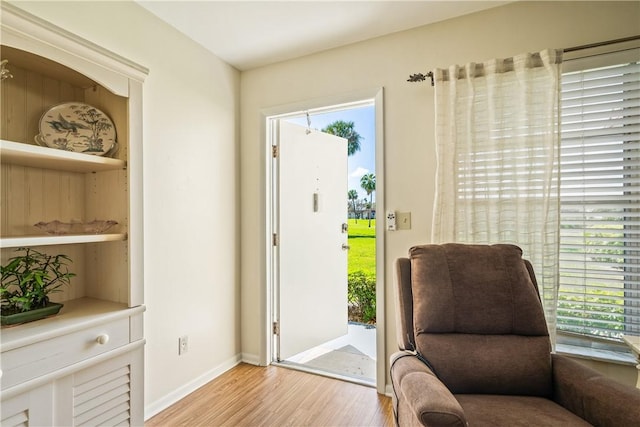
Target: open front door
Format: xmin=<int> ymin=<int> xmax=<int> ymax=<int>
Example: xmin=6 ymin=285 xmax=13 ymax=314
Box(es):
xmin=277 ymin=120 xmax=348 ymax=360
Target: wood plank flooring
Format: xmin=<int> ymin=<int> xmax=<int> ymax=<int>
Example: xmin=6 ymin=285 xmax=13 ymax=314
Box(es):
xmin=146 ymin=363 xmax=394 ymax=426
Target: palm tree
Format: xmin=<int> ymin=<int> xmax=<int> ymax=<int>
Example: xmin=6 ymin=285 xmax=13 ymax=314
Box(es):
xmin=322 ymin=120 xmax=362 ymax=156
xmin=360 ymin=173 xmax=376 ymax=228
xmin=348 ymin=189 xmax=359 ymax=222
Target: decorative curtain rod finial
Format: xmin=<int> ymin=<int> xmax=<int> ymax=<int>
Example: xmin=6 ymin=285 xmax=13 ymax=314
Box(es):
xmin=407 ymin=71 xmax=434 ymax=86
xmin=1 ymin=59 xmax=14 ymax=81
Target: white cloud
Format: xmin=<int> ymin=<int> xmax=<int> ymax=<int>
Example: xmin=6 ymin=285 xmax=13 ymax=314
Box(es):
xmin=350 ymin=167 xmax=369 ymax=178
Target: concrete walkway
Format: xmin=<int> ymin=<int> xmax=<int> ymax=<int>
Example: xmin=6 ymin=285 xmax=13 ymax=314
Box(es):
xmin=284 ymin=323 xmax=376 ymax=384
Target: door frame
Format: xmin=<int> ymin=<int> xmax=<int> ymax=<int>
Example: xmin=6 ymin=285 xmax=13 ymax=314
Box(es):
xmin=261 ymin=87 xmax=385 ymax=393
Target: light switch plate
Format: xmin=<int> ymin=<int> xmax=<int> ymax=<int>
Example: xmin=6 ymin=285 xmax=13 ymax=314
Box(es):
xmin=397 ymin=212 xmax=411 ymax=230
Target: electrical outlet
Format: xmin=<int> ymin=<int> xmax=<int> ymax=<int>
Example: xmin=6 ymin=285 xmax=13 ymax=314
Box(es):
xmin=178 ymin=335 xmax=188 ymax=355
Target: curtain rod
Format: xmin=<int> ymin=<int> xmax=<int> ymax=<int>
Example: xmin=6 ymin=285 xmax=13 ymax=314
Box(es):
xmin=408 ymin=34 xmax=640 ymax=86
xmin=563 ymin=34 xmax=640 ymax=53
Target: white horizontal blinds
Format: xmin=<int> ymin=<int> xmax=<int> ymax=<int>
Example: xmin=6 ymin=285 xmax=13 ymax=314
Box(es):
xmin=559 ymin=50 xmax=640 ymax=340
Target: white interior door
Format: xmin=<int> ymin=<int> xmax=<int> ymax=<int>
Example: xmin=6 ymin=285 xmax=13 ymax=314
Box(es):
xmin=277 ymin=120 xmax=348 ymax=360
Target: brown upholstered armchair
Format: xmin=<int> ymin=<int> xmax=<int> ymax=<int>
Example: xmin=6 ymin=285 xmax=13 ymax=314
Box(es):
xmin=390 ymin=243 xmax=640 ymax=427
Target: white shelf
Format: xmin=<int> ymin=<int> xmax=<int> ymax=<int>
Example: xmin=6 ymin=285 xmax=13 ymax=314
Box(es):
xmin=0 ymin=139 xmax=125 ymax=172
xmin=0 ymin=297 xmax=143 ymax=352
xmin=0 ymin=233 xmax=127 ymax=248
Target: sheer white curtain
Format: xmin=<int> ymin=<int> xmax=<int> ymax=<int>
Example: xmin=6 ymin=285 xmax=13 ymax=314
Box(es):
xmin=431 ymin=49 xmax=563 ymax=345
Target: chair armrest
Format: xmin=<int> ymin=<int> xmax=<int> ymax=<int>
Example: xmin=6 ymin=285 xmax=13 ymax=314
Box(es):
xmin=391 ymin=351 xmax=467 ymax=427
xmin=552 ymin=354 xmax=640 ymax=427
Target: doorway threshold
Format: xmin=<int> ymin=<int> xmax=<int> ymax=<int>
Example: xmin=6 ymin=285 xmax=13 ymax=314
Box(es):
xmin=273 ymin=360 xmax=375 ymax=388
xmin=275 ymin=322 xmax=376 ymax=388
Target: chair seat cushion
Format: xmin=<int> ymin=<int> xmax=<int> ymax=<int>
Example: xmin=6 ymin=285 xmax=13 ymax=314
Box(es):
xmin=455 ymin=394 xmax=592 ymax=427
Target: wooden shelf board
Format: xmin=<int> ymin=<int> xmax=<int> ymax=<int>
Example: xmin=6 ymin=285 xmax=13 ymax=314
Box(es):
xmin=1 ymin=139 xmax=125 ymax=172
xmin=0 ymin=233 xmax=127 ymax=248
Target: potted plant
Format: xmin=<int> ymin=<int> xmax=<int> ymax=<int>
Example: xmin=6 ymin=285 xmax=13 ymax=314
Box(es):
xmin=1 ymin=247 xmax=75 ymax=326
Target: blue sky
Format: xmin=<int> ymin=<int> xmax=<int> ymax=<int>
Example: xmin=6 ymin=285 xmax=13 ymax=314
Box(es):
xmin=285 ymin=105 xmax=375 ymax=201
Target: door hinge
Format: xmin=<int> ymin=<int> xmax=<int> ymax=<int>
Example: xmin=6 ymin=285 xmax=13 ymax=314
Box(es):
xmin=272 ymin=233 xmax=278 ymax=246
xmin=272 ymin=145 xmax=278 ymax=158
xmin=273 ymin=321 xmax=280 ymax=335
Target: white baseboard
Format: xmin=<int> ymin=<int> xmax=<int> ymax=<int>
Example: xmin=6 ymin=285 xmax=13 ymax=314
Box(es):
xmin=144 ymin=353 xmax=242 ymax=420
xmin=241 ymin=352 xmax=261 ymax=366
xmin=385 ymin=383 xmax=394 ymax=397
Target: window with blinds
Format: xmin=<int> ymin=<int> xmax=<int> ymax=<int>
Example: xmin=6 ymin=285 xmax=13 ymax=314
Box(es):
xmin=558 ymin=51 xmax=640 ymax=342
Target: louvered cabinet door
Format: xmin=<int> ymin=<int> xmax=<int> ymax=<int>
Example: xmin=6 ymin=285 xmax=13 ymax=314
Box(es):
xmin=0 ymin=384 xmax=53 ymax=427
xmin=54 ymin=348 xmax=144 ymax=427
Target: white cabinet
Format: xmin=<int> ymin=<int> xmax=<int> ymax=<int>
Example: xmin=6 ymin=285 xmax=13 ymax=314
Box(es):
xmin=0 ymin=4 xmax=147 ymax=426
xmin=1 ymin=345 xmax=144 ymax=426
xmin=1 ymin=383 xmax=54 ymax=427
xmin=55 ymin=346 xmax=145 ymax=426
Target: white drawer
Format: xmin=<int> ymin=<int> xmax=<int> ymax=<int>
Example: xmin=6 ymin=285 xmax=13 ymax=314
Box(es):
xmin=1 ymin=317 xmax=129 ymax=389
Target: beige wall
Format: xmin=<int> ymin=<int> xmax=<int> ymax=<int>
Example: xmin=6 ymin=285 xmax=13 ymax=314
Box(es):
xmin=9 ymin=0 xmax=241 ymax=416
xmin=240 ymin=1 xmax=640 ymax=389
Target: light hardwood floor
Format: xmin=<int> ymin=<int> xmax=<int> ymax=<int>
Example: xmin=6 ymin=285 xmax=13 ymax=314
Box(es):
xmin=146 ymin=363 xmax=394 ymax=426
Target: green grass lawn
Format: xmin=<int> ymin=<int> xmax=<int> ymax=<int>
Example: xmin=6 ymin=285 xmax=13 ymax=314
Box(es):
xmin=348 ymin=218 xmax=376 ymax=277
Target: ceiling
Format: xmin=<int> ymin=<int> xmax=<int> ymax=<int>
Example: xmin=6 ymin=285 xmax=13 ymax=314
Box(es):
xmin=136 ymin=1 xmax=509 ymax=71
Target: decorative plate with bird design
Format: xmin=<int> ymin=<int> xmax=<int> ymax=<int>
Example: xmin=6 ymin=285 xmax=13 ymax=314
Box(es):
xmin=36 ymin=102 xmax=116 ymax=156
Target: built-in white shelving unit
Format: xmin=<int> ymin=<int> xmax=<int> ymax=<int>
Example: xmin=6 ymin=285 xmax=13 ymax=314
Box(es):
xmin=1 ymin=3 xmax=147 ymax=426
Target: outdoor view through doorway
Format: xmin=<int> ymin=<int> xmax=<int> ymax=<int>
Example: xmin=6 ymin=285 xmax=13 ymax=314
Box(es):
xmin=275 ymin=102 xmax=377 ymax=386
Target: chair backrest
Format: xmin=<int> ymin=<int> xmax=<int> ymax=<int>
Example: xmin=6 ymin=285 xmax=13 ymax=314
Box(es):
xmin=395 ymin=243 xmax=553 ymax=396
